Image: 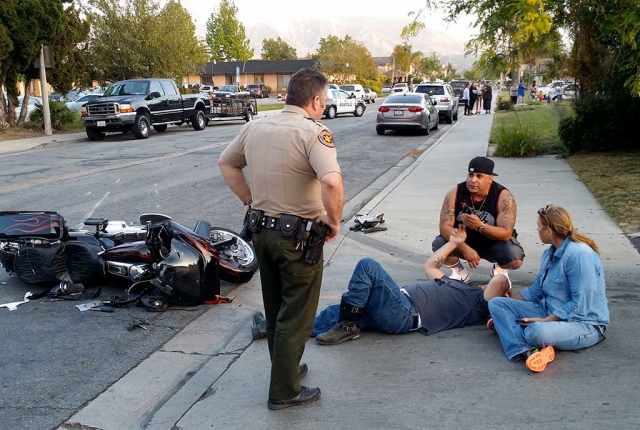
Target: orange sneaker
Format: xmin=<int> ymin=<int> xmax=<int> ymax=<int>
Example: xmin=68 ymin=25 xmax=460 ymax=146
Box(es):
xmin=525 ymin=346 xmax=556 ymax=372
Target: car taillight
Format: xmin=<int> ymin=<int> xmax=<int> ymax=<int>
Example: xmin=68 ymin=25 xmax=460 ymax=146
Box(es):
xmin=441 ymin=98 xmax=450 ymax=103
xmin=407 ymin=107 xmax=424 ymax=112
xmin=378 ymin=106 xmax=390 ymax=112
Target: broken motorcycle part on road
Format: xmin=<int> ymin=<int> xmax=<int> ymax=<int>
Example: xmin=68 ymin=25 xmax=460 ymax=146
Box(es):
xmin=350 ymin=213 xmax=388 ymax=234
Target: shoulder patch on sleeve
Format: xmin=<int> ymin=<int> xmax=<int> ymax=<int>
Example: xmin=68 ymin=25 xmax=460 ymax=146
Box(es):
xmin=318 ymin=130 xmax=335 ymax=148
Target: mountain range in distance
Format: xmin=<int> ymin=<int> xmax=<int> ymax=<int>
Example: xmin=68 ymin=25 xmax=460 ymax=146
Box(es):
xmin=244 ymin=18 xmax=478 ymax=72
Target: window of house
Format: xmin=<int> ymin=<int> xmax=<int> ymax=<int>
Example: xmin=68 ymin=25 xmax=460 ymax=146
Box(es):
xmin=277 ymin=73 xmax=292 ymax=88
xmin=201 ymin=76 xmax=213 ymax=85
xmin=254 ymin=74 xmax=264 ymax=83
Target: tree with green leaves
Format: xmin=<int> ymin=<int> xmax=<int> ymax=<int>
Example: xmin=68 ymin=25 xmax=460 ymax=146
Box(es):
xmin=420 ymin=52 xmax=442 ymax=81
xmin=261 ymin=37 xmax=297 ymax=61
xmin=0 ymin=0 xmax=92 ymax=127
xmin=313 ymin=35 xmax=376 ymax=83
xmin=205 ymin=0 xmax=253 ymax=62
xmin=86 ymin=0 xmax=206 ymax=85
xmin=390 ymin=45 xmax=411 ymax=74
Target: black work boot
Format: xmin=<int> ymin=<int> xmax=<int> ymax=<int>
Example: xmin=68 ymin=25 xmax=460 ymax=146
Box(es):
xmin=251 ymin=311 xmax=267 ymax=340
xmin=316 ymin=300 xmax=364 ymax=345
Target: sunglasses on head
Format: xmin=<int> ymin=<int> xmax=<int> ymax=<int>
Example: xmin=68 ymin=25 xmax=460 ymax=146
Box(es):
xmin=538 ymin=204 xmax=551 ymax=217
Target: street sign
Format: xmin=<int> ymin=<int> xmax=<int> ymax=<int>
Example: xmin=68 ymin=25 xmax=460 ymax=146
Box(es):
xmin=33 ymin=46 xmax=54 ymax=69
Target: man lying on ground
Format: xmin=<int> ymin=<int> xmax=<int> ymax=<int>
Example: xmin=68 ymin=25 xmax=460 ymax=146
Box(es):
xmin=312 ymin=226 xmax=511 ymax=345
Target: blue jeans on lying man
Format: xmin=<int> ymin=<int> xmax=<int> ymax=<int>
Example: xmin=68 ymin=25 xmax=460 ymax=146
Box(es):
xmin=488 ymin=297 xmax=606 ymax=361
xmin=312 ymin=258 xmax=414 ymax=336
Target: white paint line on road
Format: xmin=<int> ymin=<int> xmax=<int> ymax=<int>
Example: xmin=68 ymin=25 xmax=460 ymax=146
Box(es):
xmin=78 ymin=191 xmax=111 ymax=229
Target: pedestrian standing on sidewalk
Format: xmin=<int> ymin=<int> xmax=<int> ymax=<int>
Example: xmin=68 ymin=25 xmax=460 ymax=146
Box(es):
xmin=482 ymin=82 xmax=492 ymax=114
xmin=475 ymin=82 xmax=483 ymax=114
xmin=432 ymin=156 xmax=525 ymax=283
xmin=312 ymin=226 xmax=511 ymax=344
xmin=462 ymin=83 xmax=471 ymax=116
xmin=488 ymin=205 xmax=609 ymax=373
xmin=218 ymin=67 xmax=344 ymax=410
xmin=468 ymin=82 xmax=478 ymax=115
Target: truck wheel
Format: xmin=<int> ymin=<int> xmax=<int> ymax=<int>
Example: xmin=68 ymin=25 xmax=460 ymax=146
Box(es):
xmin=86 ymin=127 xmax=105 ymax=141
xmin=245 ymin=109 xmax=253 ymax=122
xmin=446 ymin=110 xmax=453 ymax=124
xmin=325 ymin=106 xmax=336 ymax=119
xmin=354 ymin=104 xmax=364 ymax=117
xmin=192 ymin=110 xmax=206 ymax=130
xmin=153 ymin=124 xmax=167 ymax=132
xmin=132 ymin=113 xmax=150 ymax=139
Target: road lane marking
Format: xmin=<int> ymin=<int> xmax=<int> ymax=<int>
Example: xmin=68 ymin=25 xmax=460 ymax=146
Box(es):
xmin=0 ymin=141 xmax=231 ymax=194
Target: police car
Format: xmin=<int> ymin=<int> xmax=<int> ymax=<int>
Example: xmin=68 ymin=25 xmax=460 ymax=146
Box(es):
xmin=324 ymin=88 xmax=367 ymax=119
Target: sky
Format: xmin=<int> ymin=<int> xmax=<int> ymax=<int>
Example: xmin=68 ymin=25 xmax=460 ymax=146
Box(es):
xmin=179 ymin=0 xmax=475 ymax=39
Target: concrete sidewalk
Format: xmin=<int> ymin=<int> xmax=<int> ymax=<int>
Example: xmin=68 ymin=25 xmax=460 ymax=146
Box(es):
xmin=60 ymin=113 xmax=640 ymax=430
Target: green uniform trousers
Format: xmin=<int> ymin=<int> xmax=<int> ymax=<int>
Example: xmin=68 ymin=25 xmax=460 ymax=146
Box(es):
xmin=252 ymin=228 xmax=324 ymax=400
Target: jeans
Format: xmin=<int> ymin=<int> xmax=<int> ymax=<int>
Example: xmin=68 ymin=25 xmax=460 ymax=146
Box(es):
xmin=312 ymin=258 xmax=414 ymax=336
xmin=488 ymin=297 xmax=605 ymax=362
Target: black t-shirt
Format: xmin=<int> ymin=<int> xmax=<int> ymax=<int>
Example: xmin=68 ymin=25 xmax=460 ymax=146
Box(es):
xmin=454 ymin=181 xmax=507 ymax=249
xmin=403 ymin=277 xmax=489 ymax=336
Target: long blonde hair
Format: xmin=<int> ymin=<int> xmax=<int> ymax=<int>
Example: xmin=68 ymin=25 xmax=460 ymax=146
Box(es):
xmin=538 ymin=204 xmax=599 ymax=253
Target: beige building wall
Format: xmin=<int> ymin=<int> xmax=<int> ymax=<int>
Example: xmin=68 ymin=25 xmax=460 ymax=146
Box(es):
xmin=264 ymin=74 xmax=278 ymax=92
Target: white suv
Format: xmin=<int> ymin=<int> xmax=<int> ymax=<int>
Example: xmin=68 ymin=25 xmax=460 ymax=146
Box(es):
xmin=340 ymin=84 xmax=365 ymax=100
xmin=414 ymin=83 xmax=459 ymax=124
xmin=391 ymin=83 xmax=409 ymax=93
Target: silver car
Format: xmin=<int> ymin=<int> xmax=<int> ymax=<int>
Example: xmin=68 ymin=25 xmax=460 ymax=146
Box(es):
xmin=376 ymin=93 xmax=439 ymax=135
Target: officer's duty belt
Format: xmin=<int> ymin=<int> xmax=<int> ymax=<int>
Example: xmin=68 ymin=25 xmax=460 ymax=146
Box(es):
xmin=261 ymin=215 xmax=282 ymax=231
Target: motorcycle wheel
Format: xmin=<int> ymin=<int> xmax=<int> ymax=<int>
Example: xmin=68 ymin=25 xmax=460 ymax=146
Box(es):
xmin=209 ymin=227 xmax=258 ymax=284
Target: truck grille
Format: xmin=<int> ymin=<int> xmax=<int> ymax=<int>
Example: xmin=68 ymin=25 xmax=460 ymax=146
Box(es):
xmin=88 ymin=103 xmax=116 ymax=116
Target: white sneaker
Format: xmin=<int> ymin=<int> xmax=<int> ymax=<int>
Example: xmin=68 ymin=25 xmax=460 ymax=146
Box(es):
xmin=449 ymin=268 xmax=471 ymax=284
xmin=490 ymin=264 xmax=511 ymax=289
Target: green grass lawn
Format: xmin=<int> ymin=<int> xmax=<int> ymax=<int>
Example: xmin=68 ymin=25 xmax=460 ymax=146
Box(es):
xmin=258 ymin=104 xmax=285 ymax=112
xmin=490 ymin=101 xmax=573 ymax=152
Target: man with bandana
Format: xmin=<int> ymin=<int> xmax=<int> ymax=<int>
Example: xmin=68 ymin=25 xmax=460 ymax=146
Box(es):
xmin=432 ymin=156 xmax=524 ymax=283
xmin=218 ymin=68 xmax=344 ymax=411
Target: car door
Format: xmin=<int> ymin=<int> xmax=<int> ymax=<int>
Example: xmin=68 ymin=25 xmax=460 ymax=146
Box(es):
xmin=148 ymin=80 xmax=167 ymax=123
xmin=338 ymin=90 xmax=355 ymax=113
xmin=159 ymin=80 xmax=182 ymax=122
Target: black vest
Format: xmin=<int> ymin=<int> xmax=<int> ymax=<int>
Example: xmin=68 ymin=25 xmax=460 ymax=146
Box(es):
xmin=454 ymin=181 xmax=507 ymax=248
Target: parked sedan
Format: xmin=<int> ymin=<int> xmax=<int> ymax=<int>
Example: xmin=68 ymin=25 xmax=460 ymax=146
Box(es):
xmin=376 ymin=93 xmax=439 ymax=135
xmin=15 ymin=96 xmax=42 ymax=120
xmin=65 ymin=93 xmax=103 ymax=111
xmin=381 ymin=86 xmax=392 ymax=93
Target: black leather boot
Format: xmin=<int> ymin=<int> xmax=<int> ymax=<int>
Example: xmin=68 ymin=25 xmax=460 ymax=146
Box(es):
xmin=316 ymin=300 xmax=364 ymax=345
xmin=251 ymin=311 xmax=267 ymax=340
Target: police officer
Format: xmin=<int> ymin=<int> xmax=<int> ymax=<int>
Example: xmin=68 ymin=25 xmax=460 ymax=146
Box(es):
xmin=218 ymin=68 xmax=344 ymax=410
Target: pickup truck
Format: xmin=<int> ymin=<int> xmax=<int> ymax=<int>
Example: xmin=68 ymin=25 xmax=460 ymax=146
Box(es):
xmin=81 ymin=78 xmax=210 ymax=141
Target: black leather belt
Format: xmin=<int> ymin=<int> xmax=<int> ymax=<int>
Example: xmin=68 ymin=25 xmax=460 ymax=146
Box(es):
xmin=261 ymin=216 xmax=281 ymax=231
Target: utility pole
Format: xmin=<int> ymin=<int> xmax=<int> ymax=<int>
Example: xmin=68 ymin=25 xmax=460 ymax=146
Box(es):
xmin=391 ymin=57 xmax=396 ymax=84
xmin=38 ymin=45 xmax=52 ymax=136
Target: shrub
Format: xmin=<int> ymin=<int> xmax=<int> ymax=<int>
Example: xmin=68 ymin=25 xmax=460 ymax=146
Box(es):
xmin=496 ymin=99 xmax=513 ymax=111
xmin=358 ymin=78 xmax=382 ymax=95
xmin=559 ymin=93 xmax=640 ymax=153
xmin=29 ymin=100 xmax=82 ymax=130
xmin=494 ymin=124 xmax=543 ymax=157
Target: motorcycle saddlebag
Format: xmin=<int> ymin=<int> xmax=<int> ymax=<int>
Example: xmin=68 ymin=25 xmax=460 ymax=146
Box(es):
xmin=0 ymin=211 xmax=65 ymax=241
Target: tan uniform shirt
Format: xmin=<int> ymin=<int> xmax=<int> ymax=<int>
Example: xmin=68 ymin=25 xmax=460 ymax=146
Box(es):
xmin=219 ymin=105 xmax=341 ymax=219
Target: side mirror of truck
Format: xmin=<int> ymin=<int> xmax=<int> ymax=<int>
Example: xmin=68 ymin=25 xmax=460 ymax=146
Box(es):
xmin=147 ymin=91 xmax=162 ymax=100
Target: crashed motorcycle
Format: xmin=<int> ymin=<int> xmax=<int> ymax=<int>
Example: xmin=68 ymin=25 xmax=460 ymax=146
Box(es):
xmin=0 ymin=211 xmax=258 ymax=304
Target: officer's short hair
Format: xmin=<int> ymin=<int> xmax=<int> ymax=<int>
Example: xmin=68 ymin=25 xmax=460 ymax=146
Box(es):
xmin=286 ymin=68 xmax=328 ymax=107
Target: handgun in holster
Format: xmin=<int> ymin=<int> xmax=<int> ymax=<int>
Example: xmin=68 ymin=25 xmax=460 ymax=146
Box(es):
xmin=303 ymin=221 xmax=329 ymax=265
xmin=240 ymin=209 xmax=252 ymax=241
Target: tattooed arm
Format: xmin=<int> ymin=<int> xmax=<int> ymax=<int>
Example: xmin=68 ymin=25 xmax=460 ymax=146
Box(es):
xmin=481 ymin=190 xmax=517 ymax=242
xmin=439 ymin=188 xmax=457 ymax=238
xmin=425 ymin=225 xmax=467 ymax=280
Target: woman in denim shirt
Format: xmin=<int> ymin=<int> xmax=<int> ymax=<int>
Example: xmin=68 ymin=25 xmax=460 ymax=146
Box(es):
xmin=488 ymin=204 xmax=609 ymax=372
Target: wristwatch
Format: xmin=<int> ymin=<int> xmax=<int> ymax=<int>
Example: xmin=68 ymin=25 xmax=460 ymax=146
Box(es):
xmin=478 ymin=223 xmax=486 ymax=233
xmin=243 ymin=198 xmax=253 ymax=206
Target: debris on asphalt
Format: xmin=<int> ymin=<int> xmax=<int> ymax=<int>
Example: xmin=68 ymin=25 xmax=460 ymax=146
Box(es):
xmin=0 ymin=292 xmax=32 ymax=311
xmin=350 ymin=213 xmax=388 ymax=234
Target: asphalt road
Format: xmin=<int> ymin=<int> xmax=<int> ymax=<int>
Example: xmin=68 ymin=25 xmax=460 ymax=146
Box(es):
xmin=0 ymin=103 xmax=452 ymax=430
